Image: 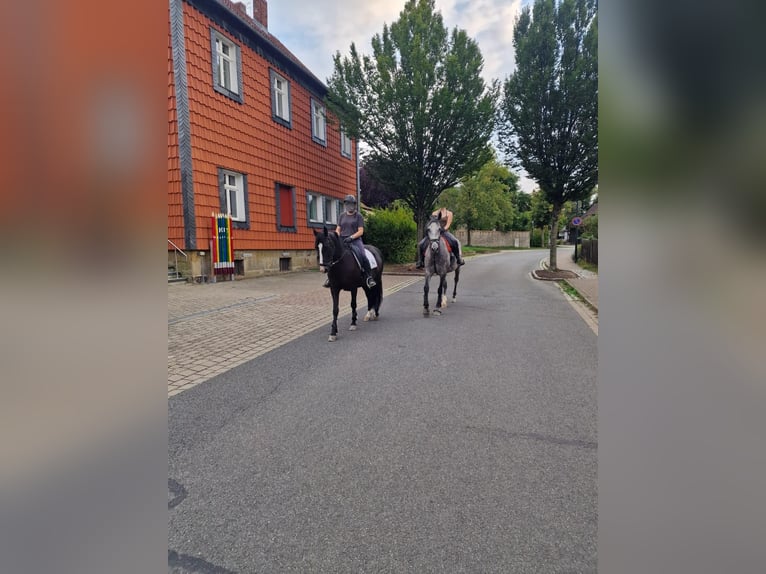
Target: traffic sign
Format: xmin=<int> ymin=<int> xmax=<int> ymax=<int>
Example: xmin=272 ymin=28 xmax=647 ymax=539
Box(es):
xmin=571 ymin=216 xmax=583 ymax=226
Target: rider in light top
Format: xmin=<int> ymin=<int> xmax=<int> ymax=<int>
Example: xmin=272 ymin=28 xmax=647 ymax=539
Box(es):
xmin=323 ymin=195 xmax=377 ymax=289
xmin=415 ymin=206 xmax=465 ymax=269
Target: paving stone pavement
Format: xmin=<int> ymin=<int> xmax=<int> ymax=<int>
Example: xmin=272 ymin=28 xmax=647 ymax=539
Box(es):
xmin=168 ymin=271 xmax=421 ymax=396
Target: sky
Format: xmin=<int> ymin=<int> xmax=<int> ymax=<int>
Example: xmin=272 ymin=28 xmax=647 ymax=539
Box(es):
xmin=249 ymin=0 xmax=536 ymax=192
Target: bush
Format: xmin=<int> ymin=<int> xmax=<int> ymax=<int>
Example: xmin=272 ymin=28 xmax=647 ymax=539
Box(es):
xmin=581 ymin=214 xmax=598 ymax=239
xmin=364 ymin=204 xmax=418 ymax=263
xmin=530 ymin=229 xmax=544 ymax=247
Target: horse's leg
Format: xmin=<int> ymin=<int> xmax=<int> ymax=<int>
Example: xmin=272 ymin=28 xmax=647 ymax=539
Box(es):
xmin=349 ymin=287 xmax=358 ymax=331
xmin=329 ymin=287 xmax=340 ymax=342
xmin=452 ymin=267 xmax=460 ymax=302
xmin=436 ymin=274 xmax=446 ymax=311
xmin=363 ymin=281 xmax=378 ymax=321
xmin=423 ymin=273 xmax=431 ymax=316
xmin=373 ymin=280 xmax=381 ymax=319
xmin=372 ymin=270 xmax=382 ymax=319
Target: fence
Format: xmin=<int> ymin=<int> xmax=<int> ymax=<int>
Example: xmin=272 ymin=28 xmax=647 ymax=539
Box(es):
xmin=580 ymin=238 xmax=598 ymax=265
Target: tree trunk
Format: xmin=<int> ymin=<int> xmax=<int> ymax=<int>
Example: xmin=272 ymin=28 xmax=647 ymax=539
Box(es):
xmin=548 ymin=202 xmax=563 ymax=270
xmin=415 ymin=207 xmax=427 ymax=240
xmin=467 ymin=226 xmax=472 ymax=246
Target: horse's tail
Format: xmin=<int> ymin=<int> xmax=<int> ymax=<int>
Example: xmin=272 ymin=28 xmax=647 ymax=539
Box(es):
xmin=369 ymin=245 xmax=384 ymax=312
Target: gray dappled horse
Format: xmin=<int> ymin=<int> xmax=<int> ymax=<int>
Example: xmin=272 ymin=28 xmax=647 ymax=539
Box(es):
xmin=314 ymin=227 xmax=384 ymax=342
xmin=423 ymin=216 xmax=461 ymax=316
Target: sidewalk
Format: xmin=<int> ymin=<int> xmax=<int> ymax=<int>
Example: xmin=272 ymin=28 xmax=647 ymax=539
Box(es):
xmin=168 ymin=271 xmax=422 ymax=397
xmin=543 ymin=245 xmax=599 ymax=312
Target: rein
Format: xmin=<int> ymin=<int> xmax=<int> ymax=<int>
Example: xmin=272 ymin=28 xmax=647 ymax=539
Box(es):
xmin=321 ymin=235 xmax=351 ymax=270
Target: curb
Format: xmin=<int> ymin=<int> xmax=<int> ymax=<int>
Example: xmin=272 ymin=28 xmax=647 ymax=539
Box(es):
xmin=534 ymin=257 xmax=598 ymax=314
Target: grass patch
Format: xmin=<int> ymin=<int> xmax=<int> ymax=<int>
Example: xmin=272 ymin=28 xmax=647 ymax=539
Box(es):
xmin=561 ymin=280 xmax=598 ymax=315
xmin=559 ymin=280 xmax=582 ymax=299
xmin=576 ymin=259 xmax=598 ymax=274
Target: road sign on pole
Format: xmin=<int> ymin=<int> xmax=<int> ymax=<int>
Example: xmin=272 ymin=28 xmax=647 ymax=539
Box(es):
xmin=572 ymin=216 xmax=583 ymax=226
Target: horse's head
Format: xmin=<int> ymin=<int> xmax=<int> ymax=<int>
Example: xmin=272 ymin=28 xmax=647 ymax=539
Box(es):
xmin=313 ymin=227 xmax=342 ymax=272
xmin=426 ymin=216 xmax=442 ymax=249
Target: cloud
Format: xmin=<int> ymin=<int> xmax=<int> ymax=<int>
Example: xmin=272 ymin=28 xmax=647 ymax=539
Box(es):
xmin=267 ymin=0 xmax=535 ymax=190
xmin=268 ymin=0 xmax=523 ymax=84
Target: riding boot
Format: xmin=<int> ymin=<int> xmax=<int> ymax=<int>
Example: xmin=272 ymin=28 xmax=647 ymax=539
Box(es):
xmin=451 ymin=240 xmax=465 ymax=265
xmin=323 ymin=276 xmax=330 ymax=287
xmin=362 ymin=268 xmax=376 ymax=289
xmin=415 ymin=241 xmax=425 ymax=269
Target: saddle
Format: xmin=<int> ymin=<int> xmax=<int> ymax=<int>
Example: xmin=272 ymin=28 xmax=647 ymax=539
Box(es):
xmin=349 ymin=247 xmax=378 ymax=269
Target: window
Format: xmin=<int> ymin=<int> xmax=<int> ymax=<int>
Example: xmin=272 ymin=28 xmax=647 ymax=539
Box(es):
xmin=276 ymin=183 xmax=296 ymax=231
xmin=307 ymin=192 xmax=323 ymax=223
xmin=324 ymin=197 xmax=338 ymax=224
xmin=211 ymin=29 xmax=242 ymax=102
xmin=306 ymin=192 xmax=340 ymax=227
xmin=270 ymin=70 xmax=291 ymax=127
xmin=311 ymin=98 xmax=326 ymax=145
xmin=340 ymin=128 xmax=352 ymax=158
xmin=217 ymin=169 xmax=249 ymax=229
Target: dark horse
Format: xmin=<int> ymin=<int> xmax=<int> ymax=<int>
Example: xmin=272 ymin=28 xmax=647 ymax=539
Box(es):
xmin=314 ymin=227 xmax=384 ymax=342
xmin=423 ymin=215 xmax=461 ymax=316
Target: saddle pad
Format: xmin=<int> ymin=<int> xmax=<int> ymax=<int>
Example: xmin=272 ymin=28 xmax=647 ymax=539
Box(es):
xmin=364 ymin=249 xmax=378 ymax=269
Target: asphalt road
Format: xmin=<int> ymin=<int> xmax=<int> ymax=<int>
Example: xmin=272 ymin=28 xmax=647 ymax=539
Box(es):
xmin=169 ymin=250 xmax=597 ymax=573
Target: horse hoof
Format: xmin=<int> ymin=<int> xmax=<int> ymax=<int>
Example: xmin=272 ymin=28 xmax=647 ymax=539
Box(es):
xmin=349 ymin=324 xmax=357 ymax=331
xmin=328 ymin=335 xmax=337 ymax=342
xmin=423 ymin=309 xmax=430 ymax=317
xmin=433 ymin=309 xmax=442 ymax=316
xmin=452 ymin=297 xmax=457 ymax=303
xmin=363 ymin=314 xmax=370 ymax=322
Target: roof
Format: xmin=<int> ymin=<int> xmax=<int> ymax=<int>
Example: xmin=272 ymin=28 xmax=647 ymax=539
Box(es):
xmin=583 ymin=202 xmax=598 ymax=218
xmin=194 ymin=0 xmax=328 ymax=95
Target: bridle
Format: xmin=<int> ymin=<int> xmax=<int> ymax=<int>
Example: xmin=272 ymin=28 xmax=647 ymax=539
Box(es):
xmin=318 ymin=233 xmax=349 ymax=270
xmin=426 ymin=219 xmax=444 ymax=248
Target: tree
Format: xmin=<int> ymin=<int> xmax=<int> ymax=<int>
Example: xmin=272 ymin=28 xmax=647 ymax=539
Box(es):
xmin=439 ymin=158 xmax=516 ymax=245
xmin=497 ymin=0 xmax=597 ymax=269
xmin=359 ymin=161 xmax=397 ymax=208
xmin=528 ymin=188 xmax=553 ymax=247
xmin=506 ymin=186 xmax=532 ymax=230
xmin=325 ymin=0 xmax=497 ymax=237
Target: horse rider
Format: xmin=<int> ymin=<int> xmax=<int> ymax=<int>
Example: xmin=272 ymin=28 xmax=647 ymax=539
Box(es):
xmin=415 ymin=206 xmax=465 ymax=269
xmin=323 ymin=194 xmax=377 ymax=289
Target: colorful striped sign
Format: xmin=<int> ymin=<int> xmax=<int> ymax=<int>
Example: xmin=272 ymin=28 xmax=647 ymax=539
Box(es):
xmin=211 ymin=213 xmax=235 ymax=275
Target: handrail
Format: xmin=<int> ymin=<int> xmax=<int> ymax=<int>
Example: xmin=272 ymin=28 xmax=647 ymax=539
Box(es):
xmin=168 ymin=239 xmax=187 ymax=258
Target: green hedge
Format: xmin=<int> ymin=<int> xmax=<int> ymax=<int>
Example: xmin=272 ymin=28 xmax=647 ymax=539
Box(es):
xmin=363 ymin=205 xmax=417 ymax=263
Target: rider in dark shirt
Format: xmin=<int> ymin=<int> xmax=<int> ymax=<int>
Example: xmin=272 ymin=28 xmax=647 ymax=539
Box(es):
xmin=323 ymin=195 xmax=377 ymax=289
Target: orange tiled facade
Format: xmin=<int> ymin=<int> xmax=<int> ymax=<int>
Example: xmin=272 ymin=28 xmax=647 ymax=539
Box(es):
xmin=168 ymin=0 xmax=357 ymax=276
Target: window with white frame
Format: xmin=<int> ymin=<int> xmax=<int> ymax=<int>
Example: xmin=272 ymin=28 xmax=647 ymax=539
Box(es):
xmin=307 ymin=192 xmax=323 ymax=223
xmin=307 ymin=192 xmax=340 ymax=227
xmin=324 ymin=197 xmax=338 ymax=225
xmin=311 ymin=99 xmax=326 ymax=145
xmin=218 ymin=169 xmax=248 ymax=227
xmin=340 ymin=128 xmax=352 ymax=158
xmin=270 ymin=70 xmax=291 ymax=126
xmin=211 ymin=30 xmax=242 ymax=102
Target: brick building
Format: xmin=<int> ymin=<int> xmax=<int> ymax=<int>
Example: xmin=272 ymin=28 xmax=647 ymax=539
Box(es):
xmin=168 ymin=0 xmax=358 ymax=279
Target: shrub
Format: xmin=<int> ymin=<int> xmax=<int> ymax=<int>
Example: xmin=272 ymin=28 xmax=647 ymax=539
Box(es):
xmin=581 ymin=214 xmax=598 ymax=239
xmin=530 ymin=229 xmax=543 ymax=247
xmin=364 ymin=204 xmax=417 ymax=263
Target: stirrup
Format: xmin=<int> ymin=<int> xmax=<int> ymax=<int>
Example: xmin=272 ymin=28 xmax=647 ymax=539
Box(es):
xmin=415 ymin=261 xmax=424 ymax=269
xmin=322 ymin=277 xmax=330 ymax=288
xmin=365 ymin=276 xmax=377 ymax=288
